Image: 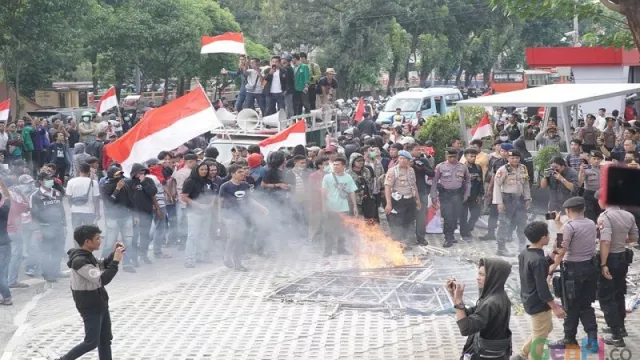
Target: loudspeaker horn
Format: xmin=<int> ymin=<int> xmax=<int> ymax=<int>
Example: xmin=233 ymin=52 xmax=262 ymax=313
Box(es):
xmin=215 ymin=107 xmax=236 ymax=126
xmin=262 ymin=109 xmax=286 ymax=128
xmin=237 ymin=108 xmax=261 ymax=131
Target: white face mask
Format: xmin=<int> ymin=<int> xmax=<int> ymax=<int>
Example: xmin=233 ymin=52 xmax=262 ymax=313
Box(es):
xmin=500 ymin=136 xmax=509 ymax=142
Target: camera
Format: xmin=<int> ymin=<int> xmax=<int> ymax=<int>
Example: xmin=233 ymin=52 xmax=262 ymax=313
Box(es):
xmin=545 ymin=211 xmax=557 ymax=220
xmin=544 ymin=168 xmax=555 ymax=177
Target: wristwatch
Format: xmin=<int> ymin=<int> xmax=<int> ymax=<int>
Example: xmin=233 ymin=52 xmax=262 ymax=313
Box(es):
xmin=454 ymin=302 xmax=465 ymax=310
xmin=600 ymin=263 xmax=608 ymax=268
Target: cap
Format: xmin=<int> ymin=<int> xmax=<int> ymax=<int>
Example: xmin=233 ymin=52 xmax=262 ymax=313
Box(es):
xmin=37 ymin=171 xmax=54 ymax=181
xmin=507 ymin=149 xmax=521 ymax=157
xmin=501 ymin=143 xmax=514 ymax=151
xmin=18 ymin=174 xmax=34 ymax=184
xmin=326 ymin=68 xmax=337 ymax=75
xmin=463 ymin=148 xmax=479 ymax=155
xmin=398 ymin=150 xmax=413 ymax=160
xmin=562 ymin=196 xmax=586 ymax=209
xmin=184 ymin=153 xmax=198 ymax=161
xmin=247 ymin=153 xmax=263 ymax=168
xmin=146 ymin=158 xmax=160 ymax=166
xmin=445 ymin=148 xmax=458 ymax=156
xmin=194 ymin=148 xmax=203 ymax=155
xmin=399 ymin=137 xmax=415 ymax=145
xmin=283 ymin=54 xmax=293 ymax=61
xmin=590 ymin=150 xmax=604 ymax=159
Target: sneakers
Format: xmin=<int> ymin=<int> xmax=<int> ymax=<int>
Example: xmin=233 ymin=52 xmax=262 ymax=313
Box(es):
xmin=442 ymin=240 xmax=454 ymax=248
xmin=1 ymin=298 xmax=12 ymax=306
xmin=549 ymin=338 xmax=578 ymax=348
xmin=602 ymin=326 xmax=628 ymax=337
xmin=154 ymin=253 xmax=172 ymax=259
xmin=479 ymin=233 xmax=496 ymax=241
xmin=603 ymin=335 xmax=625 ymax=348
xmin=141 ymin=256 xmax=153 ymax=264
xmin=9 ymin=282 xmax=29 ymax=289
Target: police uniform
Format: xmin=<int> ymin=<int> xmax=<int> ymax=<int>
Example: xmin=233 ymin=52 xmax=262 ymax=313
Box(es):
xmin=554 ymin=197 xmax=598 ymax=347
xmin=460 ymin=149 xmax=484 ymax=239
xmin=430 ymin=148 xmax=470 ymax=247
xmin=480 ymin=144 xmax=510 ymax=240
xmin=492 ymin=150 xmax=530 ymax=255
xmin=385 ymin=151 xmax=419 ymax=244
xmin=580 ymin=151 xmax=602 ymax=222
xmin=596 ymin=190 xmax=638 ymax=345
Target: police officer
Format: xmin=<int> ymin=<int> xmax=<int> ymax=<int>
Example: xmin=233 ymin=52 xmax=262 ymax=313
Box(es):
xmin=551 ymin=197 xmax=598 ymax=350
xmin=595 ymin=190 xmax=638 ymax=347
xmin=480 ymin=143 xmax=511 ymax=241
xmin=384 ymin=150 xmax=420 ymax=245
xmin=430 ymin=148 xmax=470 ymax=248
xmin=493 ymin=149 xmax=530 ymax=256
xmin=460 ymin=148 xmax=483 ymax=241
xmin=578 ymin=150 xmax=603 ymax=222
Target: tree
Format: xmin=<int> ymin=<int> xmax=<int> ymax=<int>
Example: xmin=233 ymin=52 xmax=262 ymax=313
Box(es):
xmin=490 ymin=0 xmax=639 ymax=50
xmin=384 ymin=19 xmax=411 ymax=94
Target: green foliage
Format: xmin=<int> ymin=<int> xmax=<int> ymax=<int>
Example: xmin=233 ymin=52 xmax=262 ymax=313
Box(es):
xmin=534 ymin=146 xmax=561 ymax=173
xmin=416 ymin=108 xmax=479 ymax=163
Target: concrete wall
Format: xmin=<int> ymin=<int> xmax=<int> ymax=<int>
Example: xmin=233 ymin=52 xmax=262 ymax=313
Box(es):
xmin=572 ymin=66 xmax=629 ymax=116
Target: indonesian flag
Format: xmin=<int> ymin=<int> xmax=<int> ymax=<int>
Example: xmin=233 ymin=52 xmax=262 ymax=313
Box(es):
xmin=104 ymin=86 xmax=222 ymax=175
xmin=469 ymin=112 xmax=492 ymax=140
xmin=201 ymin=32 xmax=246 ymax=55
xmin=259 ymin=120 xmax=306 ymax=156
xmin=96 ymin=87 xmax=118 ymax=115
xmin=425 ymin=197 xmax=443 ymax=234
xmin=0 ymin=99 xmax=10 ymax=121
xmin=354 ymin=97 xmax=365 ymax=122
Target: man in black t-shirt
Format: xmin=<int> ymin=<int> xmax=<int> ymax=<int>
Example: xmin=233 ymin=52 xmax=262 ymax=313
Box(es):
xmin=219 ymin=164 xmax=267 ymax=271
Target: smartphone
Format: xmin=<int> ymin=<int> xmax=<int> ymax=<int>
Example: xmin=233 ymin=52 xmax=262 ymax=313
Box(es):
xmin=556 ymin=233 xmax=563 ymax=248
xmin=600 ymin=164 xmax=640 ymax=208
xmin=545 ymin=212 xmax=556 ymax=220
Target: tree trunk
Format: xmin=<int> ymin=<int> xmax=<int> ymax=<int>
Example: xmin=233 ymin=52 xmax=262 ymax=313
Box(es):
xmin=89 ymin=50 xmax=98 ymax=91
xmin=177 ymin=76 xmax=185 ymax=96
xmin=387 ymin=57 xmax=399 ymax=95
xmin=623 ymin=5 xmax=640 ymax=51
xmin=163 ymin=73 xmax=169 ymax=101
xmin=14 ymin=64 xmax=20 ymax=120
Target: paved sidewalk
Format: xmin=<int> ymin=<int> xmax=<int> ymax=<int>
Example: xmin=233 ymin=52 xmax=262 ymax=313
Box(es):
xmin=2 ymin=235 xmax=639 ymax=360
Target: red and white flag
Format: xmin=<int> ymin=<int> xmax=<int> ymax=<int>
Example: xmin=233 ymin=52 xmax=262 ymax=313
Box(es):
xmin=469 ymin=112 xmax=492 ymax=140
xmin=96 ymin=87 xmax=118 ymax=115
xmin=353 ymin=97 xmax=365 ymax=122
xmin=201 ymin=32 xmax=246 ymax=55
xmin=259 ymin=120 xmax=306 ymax=156
xmin=104 ymin=86 xmax=222 ymax=175
xmin=0 ymin=99 xmax=10 ymax=121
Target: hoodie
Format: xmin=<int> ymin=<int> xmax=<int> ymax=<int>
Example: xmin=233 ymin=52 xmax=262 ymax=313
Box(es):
xmin=67 ymin=248 xmax=119 ymax=315
xmin=346 ymin=152 xmax=375 ymax=206
xmin=73 ymin=143 xmax=91 ymax=170
xmin=125 ymin=163 xmax=157 ymax=214
xmin=458 ymin=258 xmax=512 ymax=359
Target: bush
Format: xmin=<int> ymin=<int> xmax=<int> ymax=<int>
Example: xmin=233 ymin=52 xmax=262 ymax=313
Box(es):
xmin=534 ymin=145 xmax=561 ymax=173
xmin=416 ymin=106 xmax=485 ymax=163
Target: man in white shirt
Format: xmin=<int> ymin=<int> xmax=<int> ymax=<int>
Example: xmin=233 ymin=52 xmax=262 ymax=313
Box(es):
xmin=0 ymin=122 xmax=8 ymax=153
xmin=171 ymin=153 xmax=197 ymax=249
xmin=594 ymin=107 xmax=607 ymax=131
xmin=265 ymin=56 xmax=285 ymax=115
xmin=66 ymin=162 xmax=100 ymax=228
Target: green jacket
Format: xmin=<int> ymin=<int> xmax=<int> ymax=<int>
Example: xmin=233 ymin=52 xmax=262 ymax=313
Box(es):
xmin=309 ymin=62 xmax=322 ymax=85
xmin=293 ymin=63 xmax=311 ymax=92
xmin=21 ymin=126 xmax=34 ymax=151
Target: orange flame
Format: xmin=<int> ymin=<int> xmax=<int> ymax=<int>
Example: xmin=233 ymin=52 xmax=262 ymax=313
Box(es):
xmin=342 ymin=216 xmax=421 ymax=269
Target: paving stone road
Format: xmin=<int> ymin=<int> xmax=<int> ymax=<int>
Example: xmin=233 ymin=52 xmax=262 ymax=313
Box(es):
xmin=1 ymin=230 xmax=639 ymax=360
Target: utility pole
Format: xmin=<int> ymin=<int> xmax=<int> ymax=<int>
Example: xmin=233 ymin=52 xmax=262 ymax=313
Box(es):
xmin=573 ymin=0 xmax=580 ymax=46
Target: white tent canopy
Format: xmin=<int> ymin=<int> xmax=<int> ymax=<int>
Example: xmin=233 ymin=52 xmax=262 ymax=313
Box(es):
xmin=456 ymin=83 xmax=640 ymax=108
xmin=456 ymin=83 xmax=640 ymax=147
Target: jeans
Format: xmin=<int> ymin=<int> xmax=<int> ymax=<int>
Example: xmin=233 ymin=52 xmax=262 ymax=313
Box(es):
xmin=185 ymin=211 xmax=207 ymax=264
xmin=460 ymin=197 xmax=482 ymax=236
xmin=285 ymin=92 xmax=294 ymax=118
xmin=40 ymin=225 xmax=65 ymax=280
xmin=103 ymin=216 xmax=134 ymax=264
xmin=165 ymin=204 xmax=177 ymax=243
xmin=223 ymin=218 xmax=249 ymax=266
xmin=60 ymin=311 xmax=113 ymax=360
xmin=176 ymin=205 xmax=188 ymax=244
xmin=235 ymin=89 xmax=247 ymax=112
xmin=324 ymin=211 xmax=348 ymax=253
xmin=245 ymin=92 xmax=266 ymax=115
xmin=72 ymin=213 xmax=96 ymax=229
xmin=24 ymin=223 xmax=39 ymax=273
xmin=133 ymin=213 xmax=153 ymax=260
xmin=266 ymin=92 xmax=285 ymax=116
xmin=68 ymin=148 xmax=76 ymax=175
xmin=151 ymin=207 xmax=167 ymax=254
xmin=8 ymin=233 xmax=23 ymax=286
xmin=0 ymin=244 xmax=11 ymax=300
xmin=415 ymin=192 xmax=429 ymax=243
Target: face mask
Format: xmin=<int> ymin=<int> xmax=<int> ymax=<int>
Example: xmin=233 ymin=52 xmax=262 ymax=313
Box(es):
xmin=82 ymin=117 xmax=90 ymax=122
xmin=500 ymin=136 xmax=508 ymax=142
xmin=44 ymin=180 xmax=54 ymax=188
xmin=323 ymin=164 xmax=332 ymax=173
xmin=369 ymin=151 xmax=376 ymax=159
xmin=124 ymin=117 xmax=131 ymax=122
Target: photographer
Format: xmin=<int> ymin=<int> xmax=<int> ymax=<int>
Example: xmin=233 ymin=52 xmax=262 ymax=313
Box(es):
xmin=549 ymin=197 xmax=598 ymax=350
xmin=595 ymin=190 xmax=638 ymax=347
xmin=540 ymin=157 xmax=578 ymax=213
xmin=447 ymin=258 xmax=512 ymax=360
xmin=56 ymin=225 xmax=123 ymax=360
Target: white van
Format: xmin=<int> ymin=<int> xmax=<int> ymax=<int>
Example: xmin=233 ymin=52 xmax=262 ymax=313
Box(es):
xmin=376 ymin=87 xmax=463 ymax=125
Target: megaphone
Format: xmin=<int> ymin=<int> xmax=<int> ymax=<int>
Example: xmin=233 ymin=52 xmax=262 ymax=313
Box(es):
xmin=237 ymin=108 xmax=261 ymax=131
xmin=215 ymin=107 xmax=236 ymax=126
xmin=262 ymin=109 xmax=286 ymax=128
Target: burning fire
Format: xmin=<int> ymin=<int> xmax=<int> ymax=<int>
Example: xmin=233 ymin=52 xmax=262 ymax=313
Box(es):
xmin=342 ymin=216 xmax=421 ymax=269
